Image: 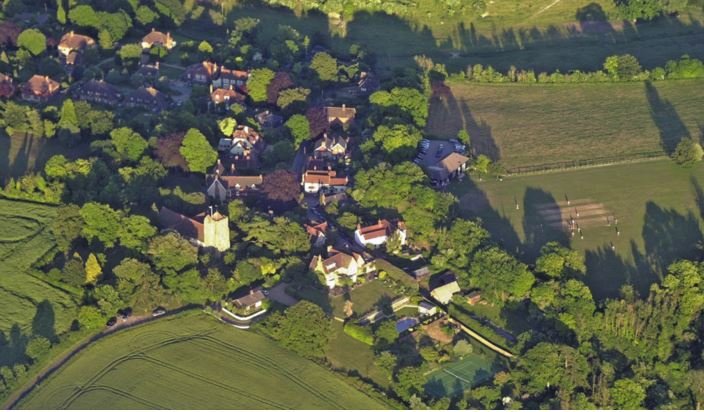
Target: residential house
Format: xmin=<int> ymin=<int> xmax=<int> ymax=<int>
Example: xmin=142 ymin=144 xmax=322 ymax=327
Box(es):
xmin=141 ymin=28 xmax=176 ymax=50
xmin=256 ymin=110 xmax=283 ymax=128
xmin=215 ymin=125 xmax=264 ymax=171
xmin=309 ymin=246 xmax=374 ymax=289
xmin=425 ymin=152 xmax=470 ymax=187
xmin=136 ymin=61 xmax=160 ymax=80
xmin=210 ymin=85 xmax=245 ymax=106
xmin=0 ymin=74 xmax=16 ymax=99
xmin=466 ymin=291 xmax=482 ymax=305
xmin=212 ymin=67 xmax=249 ymax=90
xmin=57 ymin=31 xmax=95 ymax=59
xmin=301 ymin=169 xmax=348 ymax=194
xmin=313 ymin=133 xmax=348 ymax=160
xmin=126 ymin=86 xmax=169 ymax=112
xmin=354 ymin=219 xmax=407 ymax=247
xmin=232 ymin=289 xmax=267 ymax=313
xmin=305 ymin=221 xmax=328 ymax=248
xmin=325 ymin=104 xmax=356 ymax=128
xmin=74 ymin=79 xmax=121 ymax=106
xmin=183 ymin=60 xmax=219 ymax=84
xmin=21 ymin=75 xmax=60 ymax=102
xmin=430 ymin=274 xmax=461 ymax=304
xmin=418 ymin=301 xmax=438 ymax=316
xmin=157 ymin=206 xmax=230 ymax=252
xmin=411 ymin=266 xmax=431 ymax=281
xmin=206 ymin=160 xmax=263 ymax=202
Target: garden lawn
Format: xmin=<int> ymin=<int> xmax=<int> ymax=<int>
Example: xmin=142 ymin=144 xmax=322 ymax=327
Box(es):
xmin=325 ymin=321 xmax=390 ymax=389
xmin=18 ymin=313 xmax=387 ymax=410
xmin=454 ymin=160 xmax=704 ymax=300
xmin=427 ymin=79 xmax=704 ymax=172
xmin=330 ymin=279 xmax=401 ymax=318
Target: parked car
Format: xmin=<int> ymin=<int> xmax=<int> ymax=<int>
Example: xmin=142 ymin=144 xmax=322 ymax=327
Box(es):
xmin=106 ymin=317 xmax=117 ymax=327
xmin=152 ymin=307 xmax=166 ymax=317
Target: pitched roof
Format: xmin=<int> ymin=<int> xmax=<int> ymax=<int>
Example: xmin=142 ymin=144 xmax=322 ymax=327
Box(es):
xmin=302 ymin=169 xmax=348 ymax=186
xmin=311 ymin=248 xmax=362 ymax=275
xmin=214 ymin=174 xmax=263 ymax=188
xmin=184 ymin=61 xmax=219 ymax=79
xmin=211 ymin=86 xmax=245 ymax=103
xmin=157 ymin=206 xmax=204 ymax=242
xmin=142 ymin=29 xmax=173 ymax=47
xmin=357 ymin=219 xmax=391 ymax=242
xmin=77 ymin=79 xmax=121 ymax=100
xmin=439 ymin=152 xmax=469 ymax=173
xmin=314 ymin=133 xmax=348 ymax=152
xmin=220 ymin=67 xmax=249 ymax=81
xmin=58 ymin=31 xmax=95 ymax=51
xmin=325 ymin=105 xmax=356 ymax=121
xmin=23 ymin=75 xmax=59 ymax=97
xmin=430 ymin=280 xmax=461 ymax=304
xmin=305 ymin=221 xmax=328 ymax=238
xmin=233 ymin=289 xmax=266 ymax=307
xmin=128 ymin=86 xmax=169 ymax=109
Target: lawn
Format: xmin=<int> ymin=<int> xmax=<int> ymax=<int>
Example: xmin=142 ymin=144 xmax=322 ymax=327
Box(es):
xmin=325 ymin=321 xmax=390 ymax=389
xmin=0 ymin=131 xmax=90 ymax=184
xmin=18 ymin=313 xmax=388 ymax=409
xmin=330 ymin=279 xmax=401 ymax=318
xmin=454 ymin=160 xmax=704 ymax=300
xmin=0 ymin=197 xmax=79 ymax=341
xmin=427 ymin=79 xmax=704 ymax=172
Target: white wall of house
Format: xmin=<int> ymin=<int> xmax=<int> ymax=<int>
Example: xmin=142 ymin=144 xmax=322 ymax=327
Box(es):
xmin=354 ymin=231 xmax=387 ymax=247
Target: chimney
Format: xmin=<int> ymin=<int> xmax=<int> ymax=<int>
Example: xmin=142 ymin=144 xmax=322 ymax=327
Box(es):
xmin=156 ymin=61 xmax=160 ymax=70
xmin=229 ymin=84 xmax=233 ymax=90
xmin=217 ymin=158 xmax=221 ymax=165
xmin=209 ymin=205 xmax=214 ymax=216
xmin=342 ymin=103 xmax=346 ymax=109
xmin=152 ymin=27 xmax=155 ymax=32
xmin=244 ymin=126 xmax=249 ymax=133
xmin=230 ymin=163 xmax=235 ymax=173
xmin=70 ymin=30 xmax=74 ymax=36
xmin=326 ymin=245 xmax=333 ymax=253
xmin=209 ymin=84 xmax=213 ymax=94
xmin=327 ymin=165 xmax=332 ymax=171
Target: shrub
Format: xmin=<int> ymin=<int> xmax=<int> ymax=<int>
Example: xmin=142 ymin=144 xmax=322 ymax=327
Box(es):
xmin=343 ymin=323 xmax=374 ymax=345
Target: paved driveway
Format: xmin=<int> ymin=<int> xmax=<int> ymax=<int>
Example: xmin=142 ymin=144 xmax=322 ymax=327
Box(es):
xmin=269 ymin=282 xmax=298 ymax=306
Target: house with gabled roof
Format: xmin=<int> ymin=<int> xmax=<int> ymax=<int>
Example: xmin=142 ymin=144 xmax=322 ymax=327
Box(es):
xmin=233 ymin=288 xmax=267 ymax=313
xmin=141 ymin=28 xmax=176 ymax=50
xmin=354 ymin=219 xmax=407 ymax=248
xmin=157 ymin=206 xmax=230 ymax=252
xmin=21 ymin=75 xmax=60 ymax=102
xmin=310 ymin=246 xmax=375 ymax=289
xmin=305 ymin=221 xmax=328 ymax=248
xmin=426 ymin=152 xmax=470 ymax=187
xmin=58 ymin=31 xmax=95 ymax=58
xmin=212 ymin=67 xmax=249 ymax=90
xmin=206 ymin=159 xmax=263 ymax=202
xmin=313 ymin=132 xmax=348 ymax=160
xmin=0 ymin=73 xmax=16 ymax=99
xmin=210 ymin=85 xmax=245 ymax=106
xmin=183 ymin=61 xmax=219 ymax=84
xmin=256 ymin=110 xmax=283 ymax=129
xmin=325 ymin=104 xmax=356 ymax=128
xmin=74 ymin=79 xmax=121 ymax=106
xmin=301 ymin=168 xmax=348 ymax=194
xmin=430 ymin=272 xmax=461 ymax=304
xmin=126 ymin=86 xmax=169 ymax=112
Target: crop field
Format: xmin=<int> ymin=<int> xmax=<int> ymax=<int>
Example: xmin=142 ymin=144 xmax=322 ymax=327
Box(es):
xmin=0 ymin=197 xmax=79 ymax=338
xmin=18 ymin=313 xmax=387 ymax=410
xmin=454 ymin=160 xmax=704 ymax=300
xmin=427 ymin=79 xmax=704 ymax=172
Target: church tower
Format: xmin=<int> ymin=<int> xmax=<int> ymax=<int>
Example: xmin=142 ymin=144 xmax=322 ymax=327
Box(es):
xmin=203 ymin=211 xmax=230 ymax=252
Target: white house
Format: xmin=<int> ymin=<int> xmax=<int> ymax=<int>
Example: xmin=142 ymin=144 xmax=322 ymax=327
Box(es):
xmin=354 ymin=219 xmax=407 ymax=247
xmin=301 ymin=169 xmax=348 ymax=194
xmin=309 ymin=247 xmax=373 ymax=289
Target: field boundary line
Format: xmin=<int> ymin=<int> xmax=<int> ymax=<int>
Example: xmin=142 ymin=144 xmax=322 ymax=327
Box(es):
xmin=502 ymin=154 xmax=668 ymax=177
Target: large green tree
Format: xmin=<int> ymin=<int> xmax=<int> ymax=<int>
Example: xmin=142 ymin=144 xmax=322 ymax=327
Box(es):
xmin=110 ymin=127 xmax=148 ymax=162
xmin=258 ymin=301 xmax=330 ymax=359
xmin=17 ymin=29 xmax=46 ymax=56
xmin=246 ymin=68 xmax=275 ymax=103
xmin=284 ymin=114 xmax=310 ymax=147
xmin=179 ymin=128 xmax=217 ymax=173
xmin=147 ymin=232 xmax=198 ymax=274
xmin=310 ymin=52 xmax=338 ymax=82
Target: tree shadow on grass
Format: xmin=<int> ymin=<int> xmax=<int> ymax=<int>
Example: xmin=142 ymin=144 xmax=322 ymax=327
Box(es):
xmin=585 ymin=244 xmax=637 ymax=301
xmin=32 ymin=300 xmax=57 ymax=343
xmin=645 ymin=81 xmax=691 ymax=156
xmin=641 ymin=201 xmax=703 ymax=277
xmin=0 ymin=324 xmax=29 ymax=366
xmin=522 ymin=187 xmax=570 ymax=260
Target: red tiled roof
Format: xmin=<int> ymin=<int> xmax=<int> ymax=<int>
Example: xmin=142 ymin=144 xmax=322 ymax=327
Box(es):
xmin=23 ymin=75 xmax=59 ymax=97
xmin=158 ymin=206 xmax=204 ymax=242
xmin=305 ymin=221 xmax=328 ymax=237
xmin=211 ymin=87 xmax=245 ymax=103
xmin=302 ymin=170 xmax=348 ymax=186
xmin=58 ymin=31 xmax=95 ymax=51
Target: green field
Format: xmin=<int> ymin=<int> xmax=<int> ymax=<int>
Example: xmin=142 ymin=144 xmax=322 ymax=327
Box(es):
xmin=454 ymin=160 xmax=704 ymax=300
xmin=223 ymin=1 xmax=704 ymax=74
xmin=0 ymin=197 xmax=79 ymax=342
xmin=0 ymin=132 xmax=90 ymax=183
xmin=427 ymin=79 xmax=704 ymax=171
xmin=18 ymin=313 xmax=387 ymax=409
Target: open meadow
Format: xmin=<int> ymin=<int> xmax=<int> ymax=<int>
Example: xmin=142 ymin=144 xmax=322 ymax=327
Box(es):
xmin=454 ymin=160 xmax=704 ymax=300
xmin=0 ymin=197 xmax=79 ymax=352
xmin=427 ymin=79 xmax=704 ymax=172
xmin=18 ymin=313 xmax=387 ymax=409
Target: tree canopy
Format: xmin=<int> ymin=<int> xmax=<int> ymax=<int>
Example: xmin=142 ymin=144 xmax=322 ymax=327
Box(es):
xmin=180 ymin=128 xmax=217 ymax=173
